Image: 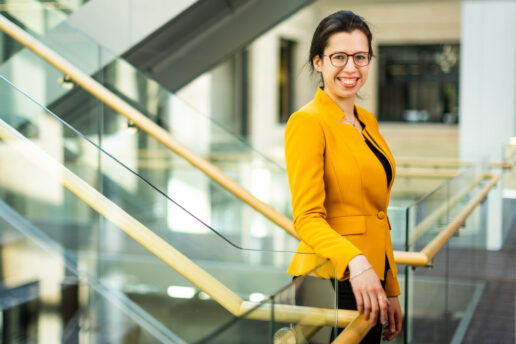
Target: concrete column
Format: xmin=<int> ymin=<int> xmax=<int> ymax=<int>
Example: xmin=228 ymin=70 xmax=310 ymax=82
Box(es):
xmin=459 ymin=1 xmax=516 ymax=249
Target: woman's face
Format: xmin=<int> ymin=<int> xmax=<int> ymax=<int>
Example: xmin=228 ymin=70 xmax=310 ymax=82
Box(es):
xmin=313 ymin=30 xmax=370 ymax=105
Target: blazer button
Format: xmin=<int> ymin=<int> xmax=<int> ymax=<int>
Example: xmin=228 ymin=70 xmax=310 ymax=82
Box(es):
xmin=377 ymin=211 xmax=386 ymax=220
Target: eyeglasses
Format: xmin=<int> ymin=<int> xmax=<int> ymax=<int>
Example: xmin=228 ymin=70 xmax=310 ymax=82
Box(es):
xmin=321 ymin=52 xmax=371 ymax=68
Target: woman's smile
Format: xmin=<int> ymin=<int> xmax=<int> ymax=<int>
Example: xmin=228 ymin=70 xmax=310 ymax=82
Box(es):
xmin=337 ymin=76 xmax=360 ymax=88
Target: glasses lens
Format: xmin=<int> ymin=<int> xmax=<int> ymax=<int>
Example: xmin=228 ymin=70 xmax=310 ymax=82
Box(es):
xmin=330 ymin=53 xmax=348 ymax=67
xmin=353 ymin=53 xmax=370 ymax=66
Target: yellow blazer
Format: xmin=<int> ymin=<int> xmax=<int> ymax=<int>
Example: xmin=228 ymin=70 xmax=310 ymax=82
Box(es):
xmin=285 ymin=88 xmax=400 ymax=297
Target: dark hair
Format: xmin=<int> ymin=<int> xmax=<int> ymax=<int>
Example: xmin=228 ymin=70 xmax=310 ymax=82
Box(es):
xmin=309 ymin=10 xmax=373 ymax=72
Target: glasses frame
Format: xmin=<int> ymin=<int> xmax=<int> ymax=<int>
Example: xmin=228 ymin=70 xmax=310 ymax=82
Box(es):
xmin=321 ymin=52 xmax=372 ymax=68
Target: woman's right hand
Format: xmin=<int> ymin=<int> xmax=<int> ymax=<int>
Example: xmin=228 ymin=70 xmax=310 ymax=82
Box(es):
xmin=348 ymin=255 xmax=389 ymax=326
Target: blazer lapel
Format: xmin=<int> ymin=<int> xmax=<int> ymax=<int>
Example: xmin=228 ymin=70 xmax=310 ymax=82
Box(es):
xmin=357 ymin=110 xmax=396 ymax=190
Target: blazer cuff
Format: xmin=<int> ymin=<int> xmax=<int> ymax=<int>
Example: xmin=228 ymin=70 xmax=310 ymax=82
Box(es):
xmin=334 ymin=248 xmax=362 ymax=281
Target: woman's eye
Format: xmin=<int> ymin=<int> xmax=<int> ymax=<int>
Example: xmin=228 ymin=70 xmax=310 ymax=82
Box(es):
xmin=333 ymin=54 xmax=346 ymax=60
xmin=356 ymin=54 xmax=367 ymax=61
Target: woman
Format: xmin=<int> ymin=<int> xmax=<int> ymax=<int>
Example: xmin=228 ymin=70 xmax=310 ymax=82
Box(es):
xmin=285 ymin=11 xmax=402 ymax=342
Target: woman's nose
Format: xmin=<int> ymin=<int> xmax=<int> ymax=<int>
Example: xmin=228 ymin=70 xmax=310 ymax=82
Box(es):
xmin=343 ymin=58 xmax=357 ymax=71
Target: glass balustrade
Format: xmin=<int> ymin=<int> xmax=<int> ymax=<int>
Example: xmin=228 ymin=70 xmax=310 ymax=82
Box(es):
xmin=0 ymin=69 xmax=323 ymax=343
xmin=0 ymin=2 xmax=302 ymax=255
xmin=404 ymin=167 xmax=489 ymax=344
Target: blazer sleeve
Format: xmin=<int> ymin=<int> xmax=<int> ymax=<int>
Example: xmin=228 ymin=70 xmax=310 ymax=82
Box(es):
xmin=285 ymin=112 xmax=362 ymax=280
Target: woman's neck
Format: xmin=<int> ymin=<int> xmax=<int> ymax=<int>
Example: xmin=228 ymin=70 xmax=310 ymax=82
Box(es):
xmin=323 ymin=89 xmax=356 ymax=120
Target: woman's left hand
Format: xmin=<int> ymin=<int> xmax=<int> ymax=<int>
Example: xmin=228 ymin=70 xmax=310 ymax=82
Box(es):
xmin=382 ymin=296 xmax=402 ymax=341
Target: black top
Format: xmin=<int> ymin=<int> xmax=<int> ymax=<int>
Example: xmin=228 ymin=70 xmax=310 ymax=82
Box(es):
xmin=355 ymin=113 xmax=392 ymax=187
xmin=364 ymin=137 xmax=392 ymax=187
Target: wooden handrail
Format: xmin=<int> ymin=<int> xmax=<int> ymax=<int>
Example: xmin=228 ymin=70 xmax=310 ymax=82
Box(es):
xmin=396 ymin=158 xmax=473 ymax=168
xmin=489 ymin=150 xmax=516 ymax=169
xmin=331 ymin=314 xmax=373 ymax=344
xmin=394 ymin=173 xmax=499 ymax=266
xmin=240 ymin=301 xmax=357 ymax=328
xmin=407 ymin=174 xmax=484 ymax=246
xmin=421 ymin=173 xmax=498 ymax=260
xmin=396 ymin=168 xmax=459 ymax=179
xmin=0 ymin=14 xmax=298 ymax=240
xmin=0 ymin=118 xmax=362 ymax=335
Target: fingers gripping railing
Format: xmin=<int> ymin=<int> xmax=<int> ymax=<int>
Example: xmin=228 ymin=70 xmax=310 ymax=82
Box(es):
xmin=0 ymin=14 xmax=298 ymax=239
xmin=331 ymin=314 xmax=374 ymax=344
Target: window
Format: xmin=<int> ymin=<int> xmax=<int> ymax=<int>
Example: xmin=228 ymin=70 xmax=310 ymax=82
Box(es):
xmin=278 ymin=38 xmax=297 ymax=123
xmin=378 ymin=44 xmax=460 ymax=123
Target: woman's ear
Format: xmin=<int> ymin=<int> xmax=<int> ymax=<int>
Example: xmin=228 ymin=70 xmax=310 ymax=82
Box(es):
xmin=313 ymin=55 xmax=322 ymax=72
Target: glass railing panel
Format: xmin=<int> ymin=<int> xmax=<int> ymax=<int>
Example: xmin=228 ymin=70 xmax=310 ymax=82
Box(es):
xmin=0 ymin=113 xmax=306 ymax=342
xmin=0 ymin=69 xmax=299 ymax=256
xmin=388 ymin=205 xmax=408 ymax=250
xmin=97 ymin=253 xmax=316 ymax=343
xmin=0 ymin=203 xmax=182 ymax=344
xmin=406 ymin=167 xmax=474 ymax=251
xmin=443 ymin=190 xmax=487 ymax=343
xmin=404 ymin=166 xmax=489 ymax=343
xmin=0 ymin=69 xmax=302 ymax=264
xmin=445 ymin=167 xmax=486 ymax=249
xmin=406 ymin=188 xmax=449 ymax=343
xmin=198 ymin=260 xmax=339 ymax=344
xmin=0 ymin=185 xmax=325 ymax=344
xmin=0 ymin=74 xmax=316 ymax=340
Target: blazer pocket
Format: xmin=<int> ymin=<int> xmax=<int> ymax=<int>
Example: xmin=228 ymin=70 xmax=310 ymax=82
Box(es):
xmin=327 ymin=216 xmax=366 ymax=235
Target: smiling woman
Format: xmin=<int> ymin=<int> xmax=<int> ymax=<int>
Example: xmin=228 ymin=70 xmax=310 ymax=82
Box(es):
xmin=285 ymin=11 xmax=402 ymax=343
xmin=312 ymin=30 xmax=370 ymax=115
